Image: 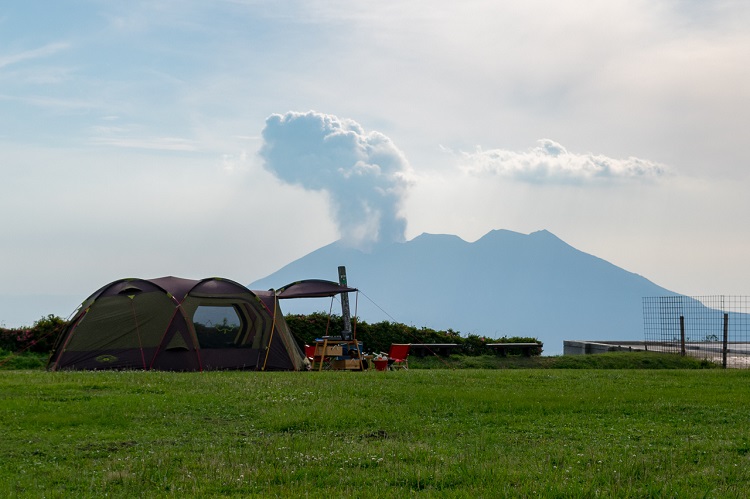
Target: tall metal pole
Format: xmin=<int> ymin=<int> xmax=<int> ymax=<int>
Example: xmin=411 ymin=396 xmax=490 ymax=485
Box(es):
xmin=722 ymin=313 xmax=729 ymax=369
xmin=338 ymin=266 xmax=352 ymax=340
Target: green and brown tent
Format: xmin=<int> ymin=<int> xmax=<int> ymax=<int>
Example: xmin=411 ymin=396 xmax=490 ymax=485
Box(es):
xmin=48 ymin=276 xmax=309 ymax=371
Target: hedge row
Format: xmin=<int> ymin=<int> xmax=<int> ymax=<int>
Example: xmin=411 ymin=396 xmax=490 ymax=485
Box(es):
xmin=284 ymin=312 xmax=543 ymax=356
xmin=0 ymin=312 xmax=542 ymax=357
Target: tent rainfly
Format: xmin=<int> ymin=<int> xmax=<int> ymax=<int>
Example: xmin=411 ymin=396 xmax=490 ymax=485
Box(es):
xmin=47 ymin=276 xmax=353 ymax=372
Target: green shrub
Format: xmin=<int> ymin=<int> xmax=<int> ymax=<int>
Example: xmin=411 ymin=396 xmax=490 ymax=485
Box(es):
xmin=0 ymin=349 xmax=48 ymax=370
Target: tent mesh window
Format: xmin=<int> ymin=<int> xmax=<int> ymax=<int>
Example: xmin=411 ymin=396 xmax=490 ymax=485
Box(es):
xmin=192 ymin=305 xmax=245 ymax=349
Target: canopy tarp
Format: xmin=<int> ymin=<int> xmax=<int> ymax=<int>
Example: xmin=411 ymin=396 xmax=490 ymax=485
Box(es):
xmin=274 ymin=279 xmax=357 ymax=299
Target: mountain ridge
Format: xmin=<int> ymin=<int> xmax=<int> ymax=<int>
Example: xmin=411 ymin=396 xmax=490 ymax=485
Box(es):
xmin=250 ymin=229 xmax=676 ymax=354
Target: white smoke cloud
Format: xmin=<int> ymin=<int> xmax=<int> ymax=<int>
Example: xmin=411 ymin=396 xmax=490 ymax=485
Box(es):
xmin=460 ymin=139 xmax=670 ymax=184
xmin=259 ymin=111 xmax=411 ymax=248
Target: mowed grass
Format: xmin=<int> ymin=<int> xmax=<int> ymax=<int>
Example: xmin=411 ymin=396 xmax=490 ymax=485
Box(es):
xmin=2 ymin=369 xmax=749 ymax=497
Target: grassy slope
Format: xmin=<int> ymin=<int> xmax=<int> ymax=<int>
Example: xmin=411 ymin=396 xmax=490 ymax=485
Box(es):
xmin=2 ymin=369 xmax=749 ymax=497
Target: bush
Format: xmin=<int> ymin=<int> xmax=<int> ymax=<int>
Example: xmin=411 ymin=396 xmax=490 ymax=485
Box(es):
xmin=0 ymin=315 xmax=67 ymax=354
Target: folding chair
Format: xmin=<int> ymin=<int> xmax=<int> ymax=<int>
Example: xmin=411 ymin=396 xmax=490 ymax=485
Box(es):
xmin=305 ymin=344 xmax=331 ymax=371
xmin=387 ymin=343 xmax=410 ymax=370
xmin=304 ymin=344 xmax=315 ymax=363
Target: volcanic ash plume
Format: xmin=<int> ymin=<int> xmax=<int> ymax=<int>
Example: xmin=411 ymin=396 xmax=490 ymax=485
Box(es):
xmin=259 ymin=110 xmax=411 ymax=248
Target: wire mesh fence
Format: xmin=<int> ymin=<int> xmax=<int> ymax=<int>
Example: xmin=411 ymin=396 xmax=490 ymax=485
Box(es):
xmin=643 ymin=296 xmax=750 ymax=368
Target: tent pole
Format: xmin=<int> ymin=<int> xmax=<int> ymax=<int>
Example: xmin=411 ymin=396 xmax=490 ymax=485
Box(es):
xmin=261 ymin=293 xmax=279 ymax=371
xmin=129 ymin=298 xmax=147 ymax=370
xmin=325 ymin=298 xmax=334 ymax=336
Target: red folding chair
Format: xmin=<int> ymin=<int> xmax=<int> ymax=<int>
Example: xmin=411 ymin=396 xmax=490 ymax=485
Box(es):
xmin=387 ymin=343 xmax=410 ymax=370
xmin=304 ymin=344 xmax=315 ymax=363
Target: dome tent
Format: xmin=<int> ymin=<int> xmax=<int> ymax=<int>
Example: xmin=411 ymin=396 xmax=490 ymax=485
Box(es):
xmin=48 ymin=276 xmax=307 ymax=371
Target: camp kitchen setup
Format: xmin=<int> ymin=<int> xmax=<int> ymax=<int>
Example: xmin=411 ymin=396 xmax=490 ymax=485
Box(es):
xmin=305 ymin=266 xmax=368 ymax=371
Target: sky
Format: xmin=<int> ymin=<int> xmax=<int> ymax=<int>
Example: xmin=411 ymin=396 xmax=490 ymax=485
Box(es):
xmin=1 ymin=0 xmax=749 ymax=328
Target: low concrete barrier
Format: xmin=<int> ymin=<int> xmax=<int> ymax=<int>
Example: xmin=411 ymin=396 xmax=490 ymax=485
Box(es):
xmin=563 ymin=341 xmax=647 ymax=355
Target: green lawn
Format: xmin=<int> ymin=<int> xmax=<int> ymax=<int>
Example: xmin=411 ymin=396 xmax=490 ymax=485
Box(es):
xmin=2 ymin=369 xmax=749 ymax=497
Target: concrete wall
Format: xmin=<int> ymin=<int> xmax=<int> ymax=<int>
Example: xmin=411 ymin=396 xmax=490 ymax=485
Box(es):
xmin=563 ymin=341 xmax=647 ymax=355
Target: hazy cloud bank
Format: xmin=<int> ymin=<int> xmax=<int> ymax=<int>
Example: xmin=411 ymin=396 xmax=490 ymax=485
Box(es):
xmin=460 ymin=139 xmax=670 ymax=184
xmin=259 ymin=111 xmax=411 ymax=248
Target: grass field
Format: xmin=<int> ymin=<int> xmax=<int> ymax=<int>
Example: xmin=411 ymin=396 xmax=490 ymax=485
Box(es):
xmin=2 ymin=366 xmax=749 ymax=497
xmin=0 ymin=349 xmax=719 ymax=372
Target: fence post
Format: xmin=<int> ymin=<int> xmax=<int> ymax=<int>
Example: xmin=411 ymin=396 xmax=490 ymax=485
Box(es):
xmin=680 ymin=315 xmax=686 ymax=356
xmin=722 ymin=313 xmax=729 ymax=369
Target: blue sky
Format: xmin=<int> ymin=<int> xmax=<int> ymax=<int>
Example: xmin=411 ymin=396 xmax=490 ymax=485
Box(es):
xmin=2 ymin=0 xmax=749 ymax=327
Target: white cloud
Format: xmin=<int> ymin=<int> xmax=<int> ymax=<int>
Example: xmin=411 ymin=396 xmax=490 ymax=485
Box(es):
xmin=0 ymin=42 xmax=70 ymax=69
xmin=459 ymin=140 xmax=670 ymax=184
xmin=89 ymin=135 xmax=198 ymax=152
xmin=0 ymin=93 xmax=93 ymax=111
